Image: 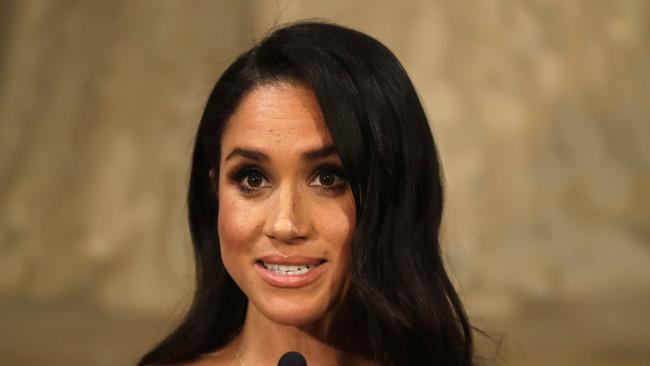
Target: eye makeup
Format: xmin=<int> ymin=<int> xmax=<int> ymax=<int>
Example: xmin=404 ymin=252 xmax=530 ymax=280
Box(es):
xmin=225 ymin=162 xmax=349 ymax=196
xmin=308 ymin=164 xmax=348 ymax=195
xmin=227 ymin=164 xmax=270 ymax=194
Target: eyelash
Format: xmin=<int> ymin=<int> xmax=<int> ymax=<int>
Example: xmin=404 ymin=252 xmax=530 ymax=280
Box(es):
xmin=227 ymin=164 xmax=348 ymax=195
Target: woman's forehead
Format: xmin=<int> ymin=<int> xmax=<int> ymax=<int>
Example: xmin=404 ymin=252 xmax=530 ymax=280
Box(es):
xmin=221 ymin=83 xmax=333 ymax=153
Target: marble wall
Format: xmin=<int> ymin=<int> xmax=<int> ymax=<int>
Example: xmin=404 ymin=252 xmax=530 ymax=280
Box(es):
xmin=0 ymin=1 xmax=648 ymax=365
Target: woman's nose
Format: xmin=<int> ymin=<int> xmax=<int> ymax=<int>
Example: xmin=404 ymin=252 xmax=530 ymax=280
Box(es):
xmin=263 ymin=185 xmax=312 ymax=243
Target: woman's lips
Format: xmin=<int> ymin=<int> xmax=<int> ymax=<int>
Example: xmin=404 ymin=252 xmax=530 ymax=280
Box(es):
xmin=255 ymin=258 xmax=327 ymax=288
xmin=257 ymin=255 xmax=324 ymax=266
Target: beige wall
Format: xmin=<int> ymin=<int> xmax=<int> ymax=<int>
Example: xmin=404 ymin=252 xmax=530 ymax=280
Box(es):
xmin=0 ymin=1 xmax=648 ymax=365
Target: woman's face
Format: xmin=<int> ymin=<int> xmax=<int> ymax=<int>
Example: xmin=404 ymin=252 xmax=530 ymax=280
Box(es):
xmin=214 ymin=82 xmax=356 ymax=326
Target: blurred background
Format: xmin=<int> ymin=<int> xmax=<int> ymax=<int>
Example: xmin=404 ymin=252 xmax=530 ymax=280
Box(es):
xmin=1 ymin=1 xmax=648 ymax=365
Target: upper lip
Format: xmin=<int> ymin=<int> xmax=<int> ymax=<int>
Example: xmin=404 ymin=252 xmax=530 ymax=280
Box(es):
xmin=257 ymin=255 xmax=325 ymax=266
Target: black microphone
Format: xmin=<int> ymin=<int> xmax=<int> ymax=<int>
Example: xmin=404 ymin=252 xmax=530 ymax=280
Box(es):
xmin=277 ymin=351 xmax=308 ymax=366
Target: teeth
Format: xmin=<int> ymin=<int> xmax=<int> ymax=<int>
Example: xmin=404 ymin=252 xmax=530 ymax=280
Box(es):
xmin=262 ymin=262 xmax=319 ymax=275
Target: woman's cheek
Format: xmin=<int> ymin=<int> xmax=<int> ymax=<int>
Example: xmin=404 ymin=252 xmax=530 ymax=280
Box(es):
xmin=320 ymin=197 xmax=355 ymax=247
xmin=310 ymin=196 xmax=356 ymax=273
xmin=218 ymin=194 xmax=262 ymax=269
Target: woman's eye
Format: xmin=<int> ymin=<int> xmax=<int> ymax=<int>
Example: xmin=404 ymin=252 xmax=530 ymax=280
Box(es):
xmin=230 ymin=166 xmax=346 ymax=194
xmin=245 ymin=171 xmax=265 ymax=187
xmin=233 ymin=168 xmax=270 ymax=192
xmin=310 ymin=167 xmax=347 ymax=190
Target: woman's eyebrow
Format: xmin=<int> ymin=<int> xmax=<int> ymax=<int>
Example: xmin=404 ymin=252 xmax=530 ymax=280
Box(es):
xmin=224 ymin=144 xmax=337 ymax=162
xmin=225 ymin=148 xmax=269 ymax=162
xmin=302 ymin=144 xmax=337 ymax=160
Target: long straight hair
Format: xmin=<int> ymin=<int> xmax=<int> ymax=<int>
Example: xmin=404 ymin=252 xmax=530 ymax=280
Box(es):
xmin=139 ymin=21 xmax=474 ymax=366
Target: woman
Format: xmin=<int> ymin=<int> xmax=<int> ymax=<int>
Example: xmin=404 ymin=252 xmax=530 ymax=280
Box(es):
xmin=139 ymin=21 xmax=475 ymax=366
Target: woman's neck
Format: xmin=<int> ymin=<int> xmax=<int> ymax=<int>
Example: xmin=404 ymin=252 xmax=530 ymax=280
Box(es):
xmin=231 ymin=301 xmax=376 ymax=366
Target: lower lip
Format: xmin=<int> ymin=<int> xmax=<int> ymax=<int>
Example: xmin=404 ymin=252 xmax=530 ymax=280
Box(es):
xmin=255 ymin=261 xmax=327 ymax=288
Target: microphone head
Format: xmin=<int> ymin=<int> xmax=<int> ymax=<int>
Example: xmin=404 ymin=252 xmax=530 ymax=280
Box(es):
xmin=277 ymin=351 xmax=308 ymax=366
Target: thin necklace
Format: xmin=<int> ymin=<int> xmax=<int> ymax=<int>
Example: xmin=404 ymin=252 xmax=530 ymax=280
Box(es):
xmin=234 ymin=342 xmax=247 ymax=366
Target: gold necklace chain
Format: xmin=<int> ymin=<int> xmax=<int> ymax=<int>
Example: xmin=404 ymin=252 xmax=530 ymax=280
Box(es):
xmin=234 ymin=343 xmax=247 ymax=366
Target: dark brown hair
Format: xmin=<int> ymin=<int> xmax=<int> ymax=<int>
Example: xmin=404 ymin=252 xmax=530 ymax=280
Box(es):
xmin=139 ymin=21 xmax=475 ymax=366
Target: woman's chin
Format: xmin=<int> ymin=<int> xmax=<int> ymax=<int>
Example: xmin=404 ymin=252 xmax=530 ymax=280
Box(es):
xmin=253 ymin=297 xmax=331 ymax=327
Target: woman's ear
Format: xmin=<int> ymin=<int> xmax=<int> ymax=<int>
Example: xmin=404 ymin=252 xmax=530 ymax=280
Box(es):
xmin=208 ymin=168 xmax=218 ymax=195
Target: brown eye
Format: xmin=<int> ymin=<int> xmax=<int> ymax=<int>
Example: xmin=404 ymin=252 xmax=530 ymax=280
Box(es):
xmin=309 ymin=166 xmax=347 ymax=192
xmin=230 ymin=167 xmax=270 ymax=193
xmin=318 ymin=170 xmax=336 ymax=186
xmin=246 ymin=171 xmax=265 ymax=187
